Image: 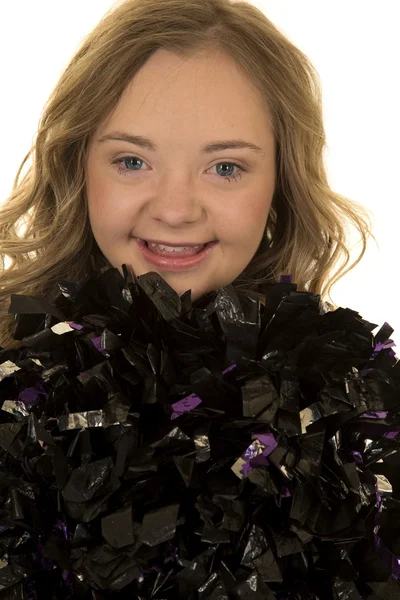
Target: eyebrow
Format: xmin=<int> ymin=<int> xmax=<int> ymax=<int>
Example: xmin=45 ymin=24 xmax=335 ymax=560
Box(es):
xmin=97 ymin=131 xmax=264 ymax=155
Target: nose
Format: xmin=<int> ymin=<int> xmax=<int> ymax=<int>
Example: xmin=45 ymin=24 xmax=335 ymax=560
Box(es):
xmin=148 ymin=174 xmax=204 ymax=226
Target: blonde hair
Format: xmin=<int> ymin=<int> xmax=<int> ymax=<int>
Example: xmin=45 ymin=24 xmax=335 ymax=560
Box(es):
xmin=0 ymin=0 xmax=374 ymax=349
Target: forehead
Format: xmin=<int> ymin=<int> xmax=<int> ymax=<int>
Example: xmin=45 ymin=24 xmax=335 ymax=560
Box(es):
xmin=96 ymin=49 xmax=274 ymax=145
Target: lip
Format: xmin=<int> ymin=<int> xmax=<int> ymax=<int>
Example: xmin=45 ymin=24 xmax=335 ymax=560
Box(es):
xmin=134 ymin=237 xmax=218 ymax=271
xmin=137 ymin=238 xmax=211 ymax=247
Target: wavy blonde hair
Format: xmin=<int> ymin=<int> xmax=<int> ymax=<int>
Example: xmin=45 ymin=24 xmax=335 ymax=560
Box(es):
xmin=0 ymin=0 xmax=374 ymax=350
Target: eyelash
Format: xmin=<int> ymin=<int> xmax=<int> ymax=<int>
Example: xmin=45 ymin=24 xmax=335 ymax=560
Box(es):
xmin=111 ymin=156 xmax=246 ymax=183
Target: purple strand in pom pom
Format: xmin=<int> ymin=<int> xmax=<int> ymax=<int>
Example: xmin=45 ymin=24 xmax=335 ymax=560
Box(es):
xmin=254 ymin=432 xmax=278 ymax=453
xmin=363 ymin=411 xmax=388 ymax=419
xmin=171 ymin=365 xmax=236 ymax=419
xmin=91 ymin=336 xmax=103 ymax=352
xmin=241 ymin=432 xmax=279 ymax=477
xmin=372 ymin=338 xmax=397 ymax=358
xmin=55 ymin=520 xmax=70 ymax=581
xmin=222 ymin=364 xmax=237 ymax=375
xmin=171 ymin=393 xmax=202 ymax=420
xmin=19 ymin=383 xmax=48 ymax=406
xmin=279 ymin=274 xmax=293 ymax=283
xmin=384 ymin=431 xmax=400 ymax=440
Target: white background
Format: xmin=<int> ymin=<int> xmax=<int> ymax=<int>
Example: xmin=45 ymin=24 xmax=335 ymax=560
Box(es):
xmin=0 ymin=1 xmax=399 ymax=348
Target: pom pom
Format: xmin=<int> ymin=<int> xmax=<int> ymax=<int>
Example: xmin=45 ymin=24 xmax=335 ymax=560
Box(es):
xmin=0 ymin=265 xmax=400 ymax=599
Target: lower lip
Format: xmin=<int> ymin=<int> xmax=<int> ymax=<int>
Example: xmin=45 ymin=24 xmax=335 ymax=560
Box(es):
xmin=134 ymin=238 xmax=218 ymax=271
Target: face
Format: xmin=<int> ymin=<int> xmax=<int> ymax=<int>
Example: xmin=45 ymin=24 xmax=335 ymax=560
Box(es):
xmin=86 ymin=48 xmax=276 ymax=302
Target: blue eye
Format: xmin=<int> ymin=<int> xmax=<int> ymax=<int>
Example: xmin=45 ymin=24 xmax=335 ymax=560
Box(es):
xmin=111 ymin=156 xmax=246 ymax=183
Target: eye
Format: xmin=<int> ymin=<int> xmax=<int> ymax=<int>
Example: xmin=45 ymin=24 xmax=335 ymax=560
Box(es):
xmin=111 ymin=156 xmax=247 ymax=183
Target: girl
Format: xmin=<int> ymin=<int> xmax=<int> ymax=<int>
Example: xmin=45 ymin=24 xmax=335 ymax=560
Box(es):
xmin=0 ymin=0 xmax=373 ymax=351
xmin=3 ymin=2 xmax=396 ymax=598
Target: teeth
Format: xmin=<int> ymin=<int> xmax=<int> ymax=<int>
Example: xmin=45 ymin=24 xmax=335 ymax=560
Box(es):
xmin=149 ymin=242 xmax=203 ymax=252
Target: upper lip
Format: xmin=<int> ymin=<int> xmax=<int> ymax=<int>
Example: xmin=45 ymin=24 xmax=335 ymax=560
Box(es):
xmin=135 ymin=237 xmax=214 ymax=247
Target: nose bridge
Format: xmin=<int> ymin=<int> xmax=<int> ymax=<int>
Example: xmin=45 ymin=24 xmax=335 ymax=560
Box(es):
xmin=148 ymin=170 xmax=204 ymax=225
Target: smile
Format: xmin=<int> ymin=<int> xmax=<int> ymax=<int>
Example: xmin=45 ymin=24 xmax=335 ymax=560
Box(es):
xmin=133 ymin=237 xmax=218 ymax=271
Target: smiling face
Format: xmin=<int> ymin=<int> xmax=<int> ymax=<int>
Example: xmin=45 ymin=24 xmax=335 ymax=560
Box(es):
xmin=86 ymin=48 xmax=276 ymax=301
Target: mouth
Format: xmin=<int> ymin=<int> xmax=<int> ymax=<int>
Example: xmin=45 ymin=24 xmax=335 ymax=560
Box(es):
xmin=133 ymin=237 xmax=218 ymax=271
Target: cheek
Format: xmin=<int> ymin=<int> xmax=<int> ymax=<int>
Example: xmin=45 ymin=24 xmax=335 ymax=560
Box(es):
xmin=86 ymin=159 xmax=118 ymax=219
xmin=224 ymin=194 xmax=271 ymax=239
xmin=87 ymin=179 xmax=134 ymax=233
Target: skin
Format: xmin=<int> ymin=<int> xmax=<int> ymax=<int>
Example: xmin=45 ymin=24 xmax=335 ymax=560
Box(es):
xmin=86 ymin=48 xmax=276 ymax=301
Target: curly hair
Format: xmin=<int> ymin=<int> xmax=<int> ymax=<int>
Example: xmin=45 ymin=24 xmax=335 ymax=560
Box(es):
xmin=0 ymin=0 xmax=375 ymax=349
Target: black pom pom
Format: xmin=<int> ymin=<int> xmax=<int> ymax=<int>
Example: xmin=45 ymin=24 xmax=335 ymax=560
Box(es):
xmin=0 ymin=265 xmax=400 ymax=599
